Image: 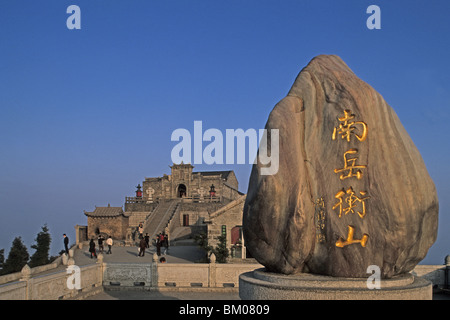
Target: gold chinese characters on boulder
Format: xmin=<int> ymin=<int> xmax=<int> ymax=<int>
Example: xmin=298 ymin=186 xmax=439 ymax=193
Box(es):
xmin=332 ymin=109 xmax=369 ymax=248
xmin=332 ymin=109 xmax=367 ymax=142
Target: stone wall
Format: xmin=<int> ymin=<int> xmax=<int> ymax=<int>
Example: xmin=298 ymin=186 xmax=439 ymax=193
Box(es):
xmin=206 ymin=196 xmax=246 ymax=254
xmin=103 ymin=262 xmax=153 ymax=287
xmin=177 ymin=202 xmax=227 ymax=227
xmin=87 ymin=215 xmax=128 ymax=240
xmin=0 ymin=256 xmax=261 ymax=299
xmin=128 ymin=211 xmax=150 ymax=228
xmin=0 ymin=255 xmax=64 ymax=285
xmin=102 ymin=256 xmax=262 ymax=290
xmin=142 ymin=164 xmax=240 ymax=201
xmin=0 ymin=258 xmax=447 ymax=300
xmin=124 ymin=202 xmax=156 ymax=213
xmin=0 ymin=263 xmax=102 ymax=300
xmin=412 ymin=265 xmax=447 ymax=288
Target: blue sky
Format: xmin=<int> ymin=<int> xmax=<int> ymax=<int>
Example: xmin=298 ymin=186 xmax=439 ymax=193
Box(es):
xmin=0 ymin=1 xmax=449 ymax=264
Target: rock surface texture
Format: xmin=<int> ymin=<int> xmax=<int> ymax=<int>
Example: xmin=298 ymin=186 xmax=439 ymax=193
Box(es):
xmin=243 ymin=55 xmax=439 ymax=278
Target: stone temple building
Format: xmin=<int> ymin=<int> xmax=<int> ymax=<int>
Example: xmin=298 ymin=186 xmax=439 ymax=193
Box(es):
xmin=83 ymin=205 xmax=129 ymax=240
xmin=78 ymin=163 xmax=248 ymax=258
xmin=142 ymin=162 xmax=239 ymax=201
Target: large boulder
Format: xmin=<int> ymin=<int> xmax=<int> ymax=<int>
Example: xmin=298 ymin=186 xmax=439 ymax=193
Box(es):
xmin=243 ymin=55 xmax=438 ymax=278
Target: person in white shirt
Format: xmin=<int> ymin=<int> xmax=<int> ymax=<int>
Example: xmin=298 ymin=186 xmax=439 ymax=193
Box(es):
xmin=106 ymin=236 xmax=113 ymax=254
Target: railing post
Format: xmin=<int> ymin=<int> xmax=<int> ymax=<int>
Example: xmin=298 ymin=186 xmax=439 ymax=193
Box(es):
xmin=20 ymin=264 xmax=32 ymax=300
xmin=209 ymin=253 xmax=216 ymax=288
xmin=151 ymin=253 xmax=158 ymax=287
xmin=96 ymin=254 xmax=104 ymax=288
xmin=445 ymin=255 xmax=450 ymax=289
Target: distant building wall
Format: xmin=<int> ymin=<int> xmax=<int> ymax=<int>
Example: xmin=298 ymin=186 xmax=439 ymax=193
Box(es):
xmin=85 ymin=206 xmax=130 ymax=240
xmin=74 ymin=225 xmax=88 ymax=244
xmin=86 ymin=215 xmax=128 ymax=240
xmin=142 ymin=164 xmax=241 ymax=201
xmin=206 ymin=195 xmax=246 ymax=258
xmin=178 ymin=202 xmax=228 ymax=226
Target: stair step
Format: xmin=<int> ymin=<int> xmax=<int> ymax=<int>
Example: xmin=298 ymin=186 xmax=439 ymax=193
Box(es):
xmin=142 ymin=200 xmax=180 ymax=240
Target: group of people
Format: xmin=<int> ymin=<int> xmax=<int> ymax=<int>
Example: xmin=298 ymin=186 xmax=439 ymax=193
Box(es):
xmin=138 ymin=232 xmax=169 ymax=257
xmin=89 ymin=235 xmax=113 ymax=259
xmin=156 ymin=232 xmax=169 ymax=256
xmin=65 ymin=229 xmax=170 ymax=261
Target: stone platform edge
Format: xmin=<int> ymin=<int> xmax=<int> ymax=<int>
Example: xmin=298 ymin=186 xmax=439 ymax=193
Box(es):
xmin=239 ymin=268 xmax=432 ymax=300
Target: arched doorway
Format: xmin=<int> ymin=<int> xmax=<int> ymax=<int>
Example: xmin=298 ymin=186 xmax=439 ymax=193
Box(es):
xmin=177 ymin=184 xmax=187 ymax=198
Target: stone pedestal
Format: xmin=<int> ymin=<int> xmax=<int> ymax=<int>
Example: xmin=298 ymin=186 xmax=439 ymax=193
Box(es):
xmin=62 ymin=253 xmax=68 ymax=265
xmin=239 ymin=268 xmax=432 ymax=300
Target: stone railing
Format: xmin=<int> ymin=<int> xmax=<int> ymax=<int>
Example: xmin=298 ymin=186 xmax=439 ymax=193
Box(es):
xmin=156 ymin=261 xmax=260 ymax=289
xmin=163 ymin=202 xmax=181 ymax=237
xmin=0 ymin=256 xmax=64 ymax=286
xmin=0 ymin=261 xmax=103 ymax=300
xmin=179 ymin=196 xmax=222 ymax=203
xmin=125 ymin=196 xmax=222 ymax=204
xmin=0 ymin=253 xmax=262 ymax=300
xmin=103 ymin=262 xmax=154 ymax=288
xmin=102 ymin=253 xmax=261 ymax=290
xmin=412 ymin=265 xmax=447 ymax=288
xmin=1 ymin=255 xmax=446 ymax=300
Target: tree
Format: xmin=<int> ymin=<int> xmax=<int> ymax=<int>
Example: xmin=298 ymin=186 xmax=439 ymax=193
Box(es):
xmin=1 ymin=237 xmax=29 ymax=275
xmin=29 ymin=225 xmax=52 ymax=268
xmin=194 ymin=232 xmax=229 ymax=263
xmin=213 ymin=234 xmax=229 ymax=263
xmin=193 ymin=232 xmax=213 ymax=262
xmin=0 ymin=248 xmax=4 ymax=270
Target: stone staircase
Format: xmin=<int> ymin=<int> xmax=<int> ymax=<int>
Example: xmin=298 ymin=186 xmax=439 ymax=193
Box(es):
xmin=143 ymin=199 xmax=180 ymax=240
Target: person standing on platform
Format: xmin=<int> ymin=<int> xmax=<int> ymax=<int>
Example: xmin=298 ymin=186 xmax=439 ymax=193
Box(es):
xmin=163 ymin=234 xmax=169 ymax=255
xmin=138 ymin=237 xmax=146 ymax=257
xmin=156 ymin=236 xmax=161 ymax=256
xmin=89 ymin=238 xmax=97 ymax=259
xmin=98 ymin=235 xmax=104 ymax=254
xmin=106 ymin=236 xmax=113 ymax=254
xmin=138 ymin=223 xmax=144 ymax=239
xmin=144 ymin=233 xmax=150 ymax=248
xmin=63 ymin=234 xmax=69 ymax=255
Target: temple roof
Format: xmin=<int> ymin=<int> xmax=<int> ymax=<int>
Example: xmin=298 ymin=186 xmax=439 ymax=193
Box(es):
xmin=84 ymin=205 xmax=127 ymax=217
xmin=144 ymin=169 xmax=234 ymax=181
xmin=195 ymin=170 xmax=233 ymax=180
